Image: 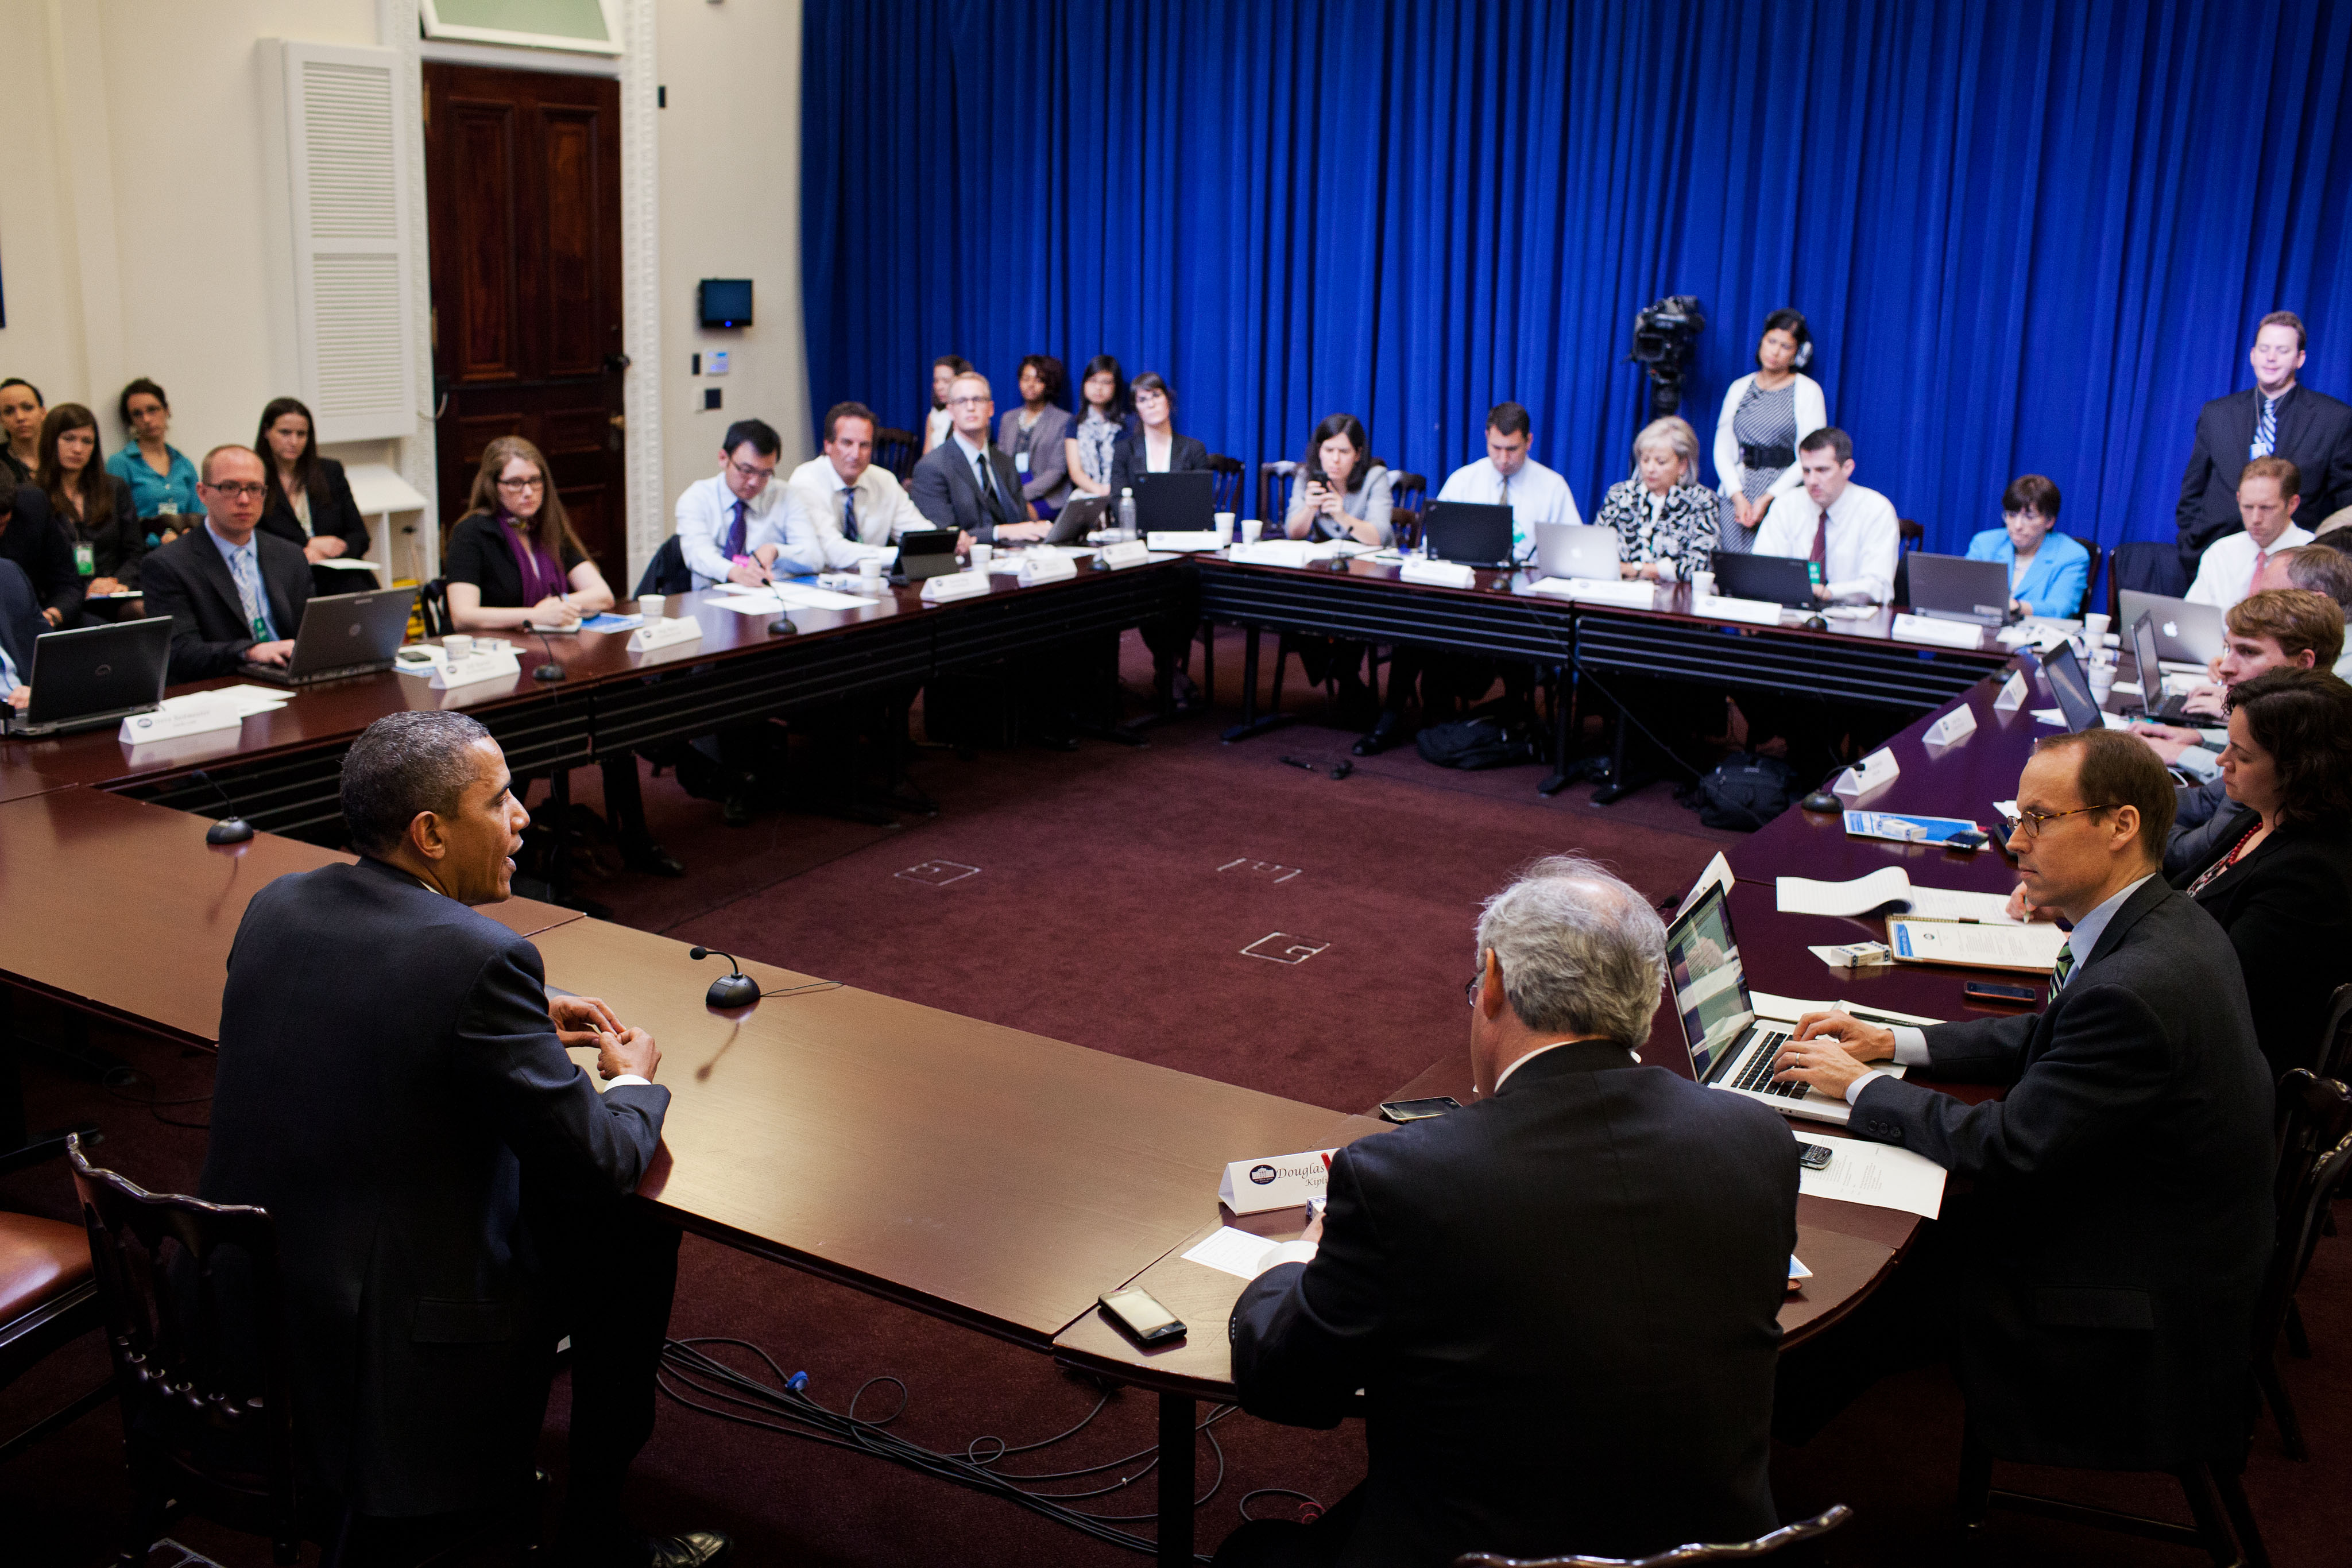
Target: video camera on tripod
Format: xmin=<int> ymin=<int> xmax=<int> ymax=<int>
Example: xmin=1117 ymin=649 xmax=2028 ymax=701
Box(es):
xmin=1628 ymin=295 xmax=1706 ymax=420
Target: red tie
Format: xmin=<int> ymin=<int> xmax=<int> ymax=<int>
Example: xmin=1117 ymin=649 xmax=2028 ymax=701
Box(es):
xmin=1809 ymin=505 xmax=1831 ymax=587
xmin=2247 ymin=548 xmax=2268 ymax=602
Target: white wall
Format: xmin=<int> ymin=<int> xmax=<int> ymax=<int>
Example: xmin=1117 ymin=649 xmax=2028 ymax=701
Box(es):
xmin=655 ymin=0 xmax=811 ymax=504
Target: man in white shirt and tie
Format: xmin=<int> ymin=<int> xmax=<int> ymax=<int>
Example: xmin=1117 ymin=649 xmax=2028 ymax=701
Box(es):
xmin=1433 ymin=402 xmax=1583 ymax=565
xmin=2184 ymin=456 xmax=2314 ymax=611
xmin=1751 ymin=428 xmax=1899 ymax=605
xmin=673 ymin=419 xmax=822 ymax=590
xmin=780 ymin=401 xmax=929 ymax=571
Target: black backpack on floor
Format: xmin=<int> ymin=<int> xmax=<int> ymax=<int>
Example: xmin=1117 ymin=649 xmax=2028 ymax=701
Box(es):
xmin=1415 ymin=717 xmax=1541 ymax=770
xmin=1690 ymin=753 xmax=1802 ymax=830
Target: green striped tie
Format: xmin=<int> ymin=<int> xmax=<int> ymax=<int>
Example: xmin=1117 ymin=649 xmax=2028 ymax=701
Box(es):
xmin=2051 ymin=942 xmax=2076 ymax=993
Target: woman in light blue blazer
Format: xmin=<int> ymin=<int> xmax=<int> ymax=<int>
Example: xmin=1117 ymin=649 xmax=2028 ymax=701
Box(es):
xmin=1966 ymin=473 xmax=2089 ymax=618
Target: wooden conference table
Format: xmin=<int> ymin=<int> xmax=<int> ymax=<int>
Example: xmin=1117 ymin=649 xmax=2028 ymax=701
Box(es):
xmin=0 ymin=555 xmax=2059 ymax=1565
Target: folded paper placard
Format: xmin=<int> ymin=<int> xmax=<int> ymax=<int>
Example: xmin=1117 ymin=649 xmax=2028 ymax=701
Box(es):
xmin=1831 ymin=747 xmax=1900 ymax=802
xmin=1217 ymin=1148 xmax=1339 ymax=1215
xmin=919 ymin=570 xmax=991 ymax=603
xmin=1922 ymin=706 xmax=1977 ymax=746
xmin=1991 ymin=669 xmax=2030 ymax=712
xmin=1693 ymin=593 xmax=1782 ymax=627
xmin=1528 ymin=575 xmax=1657 ymax=607
xmin=118 ymin=704 xmax=244 ymax=745
xmin=626 ymin=617 xmax=703 ymax=653
xmin=1399 ymin=557 xmax=1477 ymax=589
xmin=1098 ymin=540 xmax=1152 ymax=569
xmin=1146 ymin=531 xmax=1223 ymax=552
xmin=1890 ymin=613 xmax=1989 ymax=650
xmin=1017 ymin=552 xmax=1079 ymax=584
xmin=432 ymin=646 xmax=523 ymax=689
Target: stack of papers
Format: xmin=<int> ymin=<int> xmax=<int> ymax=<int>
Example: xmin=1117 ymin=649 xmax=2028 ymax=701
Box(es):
xmin=1182 ymin=1226 xmax=1287 ymax=1280
xmin=1889 ymin=918 xmax=2068 ymax=973
xmin=1525 ymin=576 xmax=1657 ymax=606
xmin=705 ymin=582 xmax=883 ymax=615
xmin=165 ymin=684 xmax=289 ymax=719
xmin=1228 ymin=539 xmax=1375 ymax=568
xmin=1777 ymin=868 xmax=2020 ymax=923
xmin=1793 ymin=1129 xmax=1947 ymax=1219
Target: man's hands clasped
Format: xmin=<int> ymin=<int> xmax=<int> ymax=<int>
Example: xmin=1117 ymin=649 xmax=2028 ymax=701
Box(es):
xmin=550 ymin=992 xmax=661 ymax=1081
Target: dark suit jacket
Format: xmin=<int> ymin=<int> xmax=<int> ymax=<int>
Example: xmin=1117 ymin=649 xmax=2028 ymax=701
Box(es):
xmin=0 ymin=485 xmax=82 ymax=620
xmin=2171 ymin=814 xmax=2352 ymax=1078
xmin=1850 ymin=879 xmax=2273 ymax=1469
xmin=257 ymin=455 xmax=372 ymax=557
xmin=906 ymin=436 xmax=1028 ymax=541
xmin=2177 ymin=384 xmax=2352 ymax=557
xmin=1230 ymin=1042 xmax=1797 ymax=1566
xmin=200 ymin=858 xmax=670 ymax=1515
xmin=137 ymin=525 xmax=315 ymax=682
xmin=1106 ymin=430 xmax=1211 ymax=498
xmin=0 ymin=557 xmax=44 ymax=674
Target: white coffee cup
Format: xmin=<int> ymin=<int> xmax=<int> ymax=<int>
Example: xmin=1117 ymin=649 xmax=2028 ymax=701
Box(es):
xmin=970 ymin=543 xmax=994 ymax=570
xmin=858 ymin=556 xmax=884 ymax=585
xmin=442 ymin=634 xmax=473 ymax=661
xmin=2083 ymin=611 xmax=2111 ymax=644
xmin=1689 ymin=570 xmax=1715 ymax=599
xmin=1240 ymin=518 xmax=1264 ymax=544
xmin=1213 ymin=512 xmax=1236 ymax=544
xmin=638 ymin=594 xmax=664 ymax=623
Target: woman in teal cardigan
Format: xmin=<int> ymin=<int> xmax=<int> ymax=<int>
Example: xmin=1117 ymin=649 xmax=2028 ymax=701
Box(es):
xmin=1966 ymin=473 xmax=2089 ymax=618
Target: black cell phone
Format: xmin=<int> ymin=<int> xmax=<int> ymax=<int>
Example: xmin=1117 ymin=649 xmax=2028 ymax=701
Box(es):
xmin=1944 ymin=829 xmax=1991 ymax=850
xmin=1099 ymin=1288 xmax=1185 ymax=1346
xmin=1964 ymin=979 xmax=2040 ymax=1003
xmin=1378 ymin=1096 xmax=1461 ymax=1123
xmin=1796 ymin=1141 xmax=1834 ymax=1170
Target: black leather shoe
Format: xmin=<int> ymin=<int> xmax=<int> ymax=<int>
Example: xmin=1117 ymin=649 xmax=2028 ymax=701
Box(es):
xmin=624 ymin=842 xmax=687 ymax=877
xmin=1353 ymin=713 xmax=1408 ymax=756
xmin=643 ymin=1532 xmax=732 ymax=1568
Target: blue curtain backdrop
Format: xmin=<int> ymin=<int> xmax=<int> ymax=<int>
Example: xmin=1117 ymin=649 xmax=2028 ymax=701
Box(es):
xmin=800 ymin=0 xmax=2352 ymax=555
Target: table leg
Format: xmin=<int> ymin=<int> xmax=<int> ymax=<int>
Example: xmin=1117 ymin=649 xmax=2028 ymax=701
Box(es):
xmin=1220 ymin=625 xmax=1293 ymax=742
xmin=1539 ymin=661 xmax=1573 ymax=795
xmin=1158 ymin=1391 xmax=1194 ymax=1566
xmin=1588 ymin=690 xmax=1653 ymax=806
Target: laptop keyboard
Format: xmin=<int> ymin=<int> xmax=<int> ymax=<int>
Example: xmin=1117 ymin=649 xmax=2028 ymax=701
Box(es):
xmin=1729 ymin=1029 xmax=1809 ymax=1098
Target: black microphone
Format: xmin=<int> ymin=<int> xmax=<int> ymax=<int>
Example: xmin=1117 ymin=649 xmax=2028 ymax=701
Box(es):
xmin=532 ymin=629 xmax=566 ymax=683
xmin=768 ymin=614 xmax=799 ymax=637
xmin=688 ymin=946 xmax=760 ymax=1009
xmin=189 ymin=769 xmax=255 ymax=845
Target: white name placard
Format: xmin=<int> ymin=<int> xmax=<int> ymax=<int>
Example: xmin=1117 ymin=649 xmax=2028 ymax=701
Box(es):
xmin=1097 ymin=540 xmax=1152 ymax=570
xmin=1831 ymin=746 xmax=1901 ymax=802
xmin=626 ymin=616 xmax=704 ymax=653
xmin=1146 ymin=531 xmax=1224 ymax=553
xmin=1399 ymin=557 xmax=1477 ymax=589
xmin=1693 ymin=593 xmax=1784 ymax=627
xmin=1017 ymin=552 xmax=1079 ymax=585
xmin=919 ymin=570 xmax=992 ymax=603
xmin=431 ymin=647 xmax=523 ymax=689
xmin=1217 ymin=1148 xmax=1340 ymax=1215
xmin=1922 ymin=705 xmax=1978 ymax=746
xmin=118 ymin=704 xmax=245 ymax=745
xmin=1992 ymin=669 xmax=2030 ymax=712
xmin=1890 ymin=613 xmax=1989 ymax=650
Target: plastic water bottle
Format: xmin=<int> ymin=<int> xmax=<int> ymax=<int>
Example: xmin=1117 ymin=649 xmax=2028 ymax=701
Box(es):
xmin=1117 ymin=487 xmax=1137 ymax=542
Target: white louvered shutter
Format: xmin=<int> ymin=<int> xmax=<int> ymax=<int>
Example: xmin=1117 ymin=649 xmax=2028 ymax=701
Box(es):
xmin=281 ymin=44 xmax=418 ymax=442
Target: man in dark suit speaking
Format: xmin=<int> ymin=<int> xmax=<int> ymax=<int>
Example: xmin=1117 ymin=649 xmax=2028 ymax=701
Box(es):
xmin=1218 ymin=857 xmax=1799 ymax=1567
xmin=201 ymin=711 xmax=729 ymax=1568
xmin=1777 ymin=728 xmax=2273 ymax=1481
xmin=2177 ymin=311 xmax=2352 ymax=574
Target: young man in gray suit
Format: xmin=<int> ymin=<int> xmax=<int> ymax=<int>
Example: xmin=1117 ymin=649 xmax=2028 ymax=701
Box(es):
xmin=906 ymin=370 xmax=1051 ymax=549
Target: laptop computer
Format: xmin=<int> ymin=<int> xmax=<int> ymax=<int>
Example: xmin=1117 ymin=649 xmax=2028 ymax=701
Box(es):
xmin=1133 ymin=471 xmax=1216 ymax=534
xmin=1041 ymin=494 xmax=1108 ymax=544
xmin=1533 ymin=521 xmax=1620 ymax=580
xmin=1710 ymin=551 xmax=1816 ymax=607
xmin=2128 ymin=613 xmax=2199 ymax=721
xmin=1421 ymin=501 xmax=1516 ymax=567
xmin=1906 ymin=552 xmax=2014 ymax=626
xmin=2039 ymin=641 xmax=2105 ymax=732
xmin=242 ymin=587 xmax=419 ymax=686
xmin=3 ymin=615 xmax=172 ymax=737
xmin=893 ymin=528 xmax=962 ymax=583
xmin=1666 ymin=882 xmax=1904 ymax=1126
xmin=2117 ymin=589 xmax=2225 ymax=667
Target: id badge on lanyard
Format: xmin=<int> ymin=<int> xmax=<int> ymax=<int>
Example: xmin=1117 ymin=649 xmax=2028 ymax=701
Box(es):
xmin=74 ymin=541 xmax=96 ymax=575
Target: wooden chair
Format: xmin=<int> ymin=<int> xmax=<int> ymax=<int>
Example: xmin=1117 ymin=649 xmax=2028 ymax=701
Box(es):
xmin=417 ymin=577 xmax=452 ymax=639
xmin=1387 ymin=471 xmax=1429 ymax=548
xmin=0 ymin=1130 xmax=109 ymax=1466
xmin=873 ymin=426 xmax=918 ymax=483
xmin=1208 ymin=452 xmax=1245 ymax=516
xmin=1898 ymin=518 xmax=1924 ymax=553
xmin=1259 ymin=460 xmax=1299 ymax=531
xmin=1956 ymin=1421 xmax=2268 ymax=1566
xmin=2254 ymin=1070 xmax=2352 ymax=1461
xmin=2067 ymin=534 xmax=2105 ymax=618
xmin=69 ymin=1133 xmax=307 ymax=1565
xmin=1454 ymin=1504 xmax=1851 ymax=1566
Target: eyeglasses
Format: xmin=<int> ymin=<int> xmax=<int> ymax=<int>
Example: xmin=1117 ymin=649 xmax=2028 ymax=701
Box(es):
xmin=2014 ymin=803 xmax=2123 ymax=839
xmin=1465 ymin=974 xmax=1484 ymax=1007
xmin=497 ymin=475 xmax=546 ymax=492
xmin=203 ymin=482 xmax=268 ymax=500
xmin=946 ymin=394 xmax=991 ymax=408
xmin=728 ymin=459 xmax=776 ymax=482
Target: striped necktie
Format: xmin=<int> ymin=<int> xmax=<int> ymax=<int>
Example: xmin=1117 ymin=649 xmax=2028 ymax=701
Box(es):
xmin=229 ymin=544 xmax=274 ymax=640
xmin=2252 ymin=396 xmax=2277 ymax=458
xmin=2050 ymin=942 xmax=2076 ymax=994
xmin=722 ymin=498 xmax=748 ymax=558
xmin=841 ymin=485 xmax=858 ymax=541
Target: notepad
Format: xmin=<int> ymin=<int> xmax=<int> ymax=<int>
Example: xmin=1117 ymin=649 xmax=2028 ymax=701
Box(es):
xmin=1777 ymin=868 xmax=2020 ymax=924
xmin=1182 ymin=1226 xmax=1282 ymax=1280
xmin=1887 ymin=917 xmax=2068 ymax=973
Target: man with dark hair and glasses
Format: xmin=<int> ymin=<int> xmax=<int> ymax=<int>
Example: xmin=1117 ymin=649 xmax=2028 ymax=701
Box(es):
xmin=137 ymin=444 xmax=314 ymax=680
xmin=1771 ymin=727 xmax=2272 ymax=1482
xmin=672 ymin=417 xmax=817 ymax=589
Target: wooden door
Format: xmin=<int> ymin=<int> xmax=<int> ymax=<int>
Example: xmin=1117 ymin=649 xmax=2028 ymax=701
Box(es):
xmin=423 ymin=64 xmax=628 ymax=574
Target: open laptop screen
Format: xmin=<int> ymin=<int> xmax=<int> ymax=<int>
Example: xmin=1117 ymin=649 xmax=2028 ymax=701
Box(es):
xmin=2041 ymin=642 xmax=2103 ymax=733
xmin=1665 ymin=884 xmax=1755 ymax=1079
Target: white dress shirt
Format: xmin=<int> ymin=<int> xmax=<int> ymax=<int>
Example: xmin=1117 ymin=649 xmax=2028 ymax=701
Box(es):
xmin=1751 ymin=481 xmax=1900 ymax=603
xmin=1848 ymin=874 xmax=2156 ymax=1102
xmin=1436 ymin=456 xmax=1584 ymax=563
xmin=674 ymin=471 xmax=815 ymax=587
xmin=2185 ymin=524 xmax=2315 ymax=611
xmin=780 ymin=455 xmax=926 ymax=570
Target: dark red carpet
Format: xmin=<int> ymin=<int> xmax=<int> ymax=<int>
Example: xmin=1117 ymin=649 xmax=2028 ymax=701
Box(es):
xmin=3 ymin=628 xmax=2342 ymax=1565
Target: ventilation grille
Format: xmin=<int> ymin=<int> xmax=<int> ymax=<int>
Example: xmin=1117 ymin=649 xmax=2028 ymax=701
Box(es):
xmin=301 ymin=63 xmax=397 ymax=241
xmin=312 ymin=254 xmax=409 ymax=420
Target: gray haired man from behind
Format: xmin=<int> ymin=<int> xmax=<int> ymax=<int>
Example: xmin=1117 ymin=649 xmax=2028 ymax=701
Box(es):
xmin=1216 ymin=856 xmax=1800 ymax=1568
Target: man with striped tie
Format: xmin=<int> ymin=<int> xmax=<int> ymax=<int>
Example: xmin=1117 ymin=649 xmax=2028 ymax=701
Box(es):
xmin=1773 ymin=728 xmax=2273 ymax=1476
xmin=2176 ymin=310 xmax=2352 ymax=579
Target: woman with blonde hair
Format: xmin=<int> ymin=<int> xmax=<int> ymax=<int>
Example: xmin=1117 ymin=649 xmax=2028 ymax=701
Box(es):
xmin=1598 ymin=415 xmax=1718 ymax=582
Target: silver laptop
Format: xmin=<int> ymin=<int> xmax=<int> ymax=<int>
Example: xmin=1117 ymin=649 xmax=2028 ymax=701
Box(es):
xmin=1666 ymin=883 xmax=1904 ymax=1126
xmin=2117 ymin=589 xmax=2225 ymax=667
xmin=3 ymin=616 xmax=171 ymax=737
xmin=1533 ymin=522 xmax=1620 ymax=581
xmin=1906 ymin=552 xmax=2013 ymax=626
xmin=242 ymin=586 xmax=419 ymax=686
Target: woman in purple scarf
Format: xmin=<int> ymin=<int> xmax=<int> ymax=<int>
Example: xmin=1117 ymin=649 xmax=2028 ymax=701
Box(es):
xmin=442 ymin=437 xmax=683 ymax=876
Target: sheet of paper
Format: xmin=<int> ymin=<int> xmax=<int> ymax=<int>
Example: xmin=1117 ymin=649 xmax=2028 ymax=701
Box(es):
xmin=1181 ymin=1226 xmax=1279 ymax=1280
xmin=1777 ymin=867 xmax=1916 ymax=917
xmin=1750 ymin=990 xmax=1943 ymax=1027
xmin=1901 ymin=885 xmax=2022 ymax=924
xmin=770 ymin=582 xmax=883 ymax=611
xmin=1677 ymin=852 xmax=1736 ymax=917
xmin=1794 ymin=1131 xmax=1948 ymax=1219
xmin=312 ymin=557 xmax=384 ymax=571
xmin=1889 ymin=918 xmax=2067 ymax=972
xmin=707 ymin=593 xmax=786 ymax=615
xmin=166 ymin=686 xmax=287 ymax=718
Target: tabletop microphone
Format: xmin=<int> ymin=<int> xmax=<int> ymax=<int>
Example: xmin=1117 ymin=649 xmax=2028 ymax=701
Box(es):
xmin=532 ymin=629 xmax=566 ymax=682
xmin=189 ymin=769 xmax=256 ymax=845
xmin=689 ymin=946 xmax=760 ymax=1009
xmin=768 ymin=614 xmax=799 ymax=637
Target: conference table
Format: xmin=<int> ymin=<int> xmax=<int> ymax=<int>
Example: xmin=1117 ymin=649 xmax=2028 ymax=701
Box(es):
xmin=0 ymin=548 xmax=2068 ymax=1565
